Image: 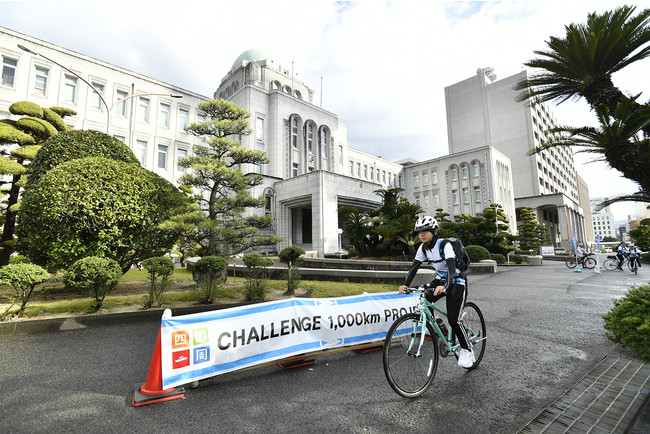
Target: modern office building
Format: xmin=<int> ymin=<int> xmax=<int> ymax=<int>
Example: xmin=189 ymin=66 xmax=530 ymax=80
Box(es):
xmin=590 ymin=197 xmax=618 ymax=241
xmin=445 ymin=68 xmax=589 ymax=249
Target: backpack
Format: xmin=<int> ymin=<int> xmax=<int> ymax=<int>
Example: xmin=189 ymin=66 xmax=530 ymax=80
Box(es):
xmin=438 ymin=238 xmax=471 ymax=277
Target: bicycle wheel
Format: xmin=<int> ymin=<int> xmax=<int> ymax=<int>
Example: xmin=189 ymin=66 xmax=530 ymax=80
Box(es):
xmin=603 ymin=258 xmax=617 ymax=270
xmin=583 ymin=257 xmax=596 ymax=269
xmin=565 ymin=258 xmax=577 ymax=269
xmin=461 ymin=302 xmax=486 ymax=370
xmin=383 ymin=313 xmax=439 ymax=398
xmin=627 ymin=259 xmax=634 ymax=271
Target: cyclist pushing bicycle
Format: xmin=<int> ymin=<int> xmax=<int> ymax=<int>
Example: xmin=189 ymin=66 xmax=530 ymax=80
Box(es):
xmin=398 ymin=215 xmax=475 ymax=368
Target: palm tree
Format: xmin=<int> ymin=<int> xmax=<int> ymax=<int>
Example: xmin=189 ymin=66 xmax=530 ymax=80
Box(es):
xmin=515 ymin=5 xmax=650 ymax=111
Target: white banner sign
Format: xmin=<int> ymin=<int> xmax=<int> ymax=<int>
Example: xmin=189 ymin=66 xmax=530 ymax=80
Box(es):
xmin=160 ymin=292 xmax=417 ymax=388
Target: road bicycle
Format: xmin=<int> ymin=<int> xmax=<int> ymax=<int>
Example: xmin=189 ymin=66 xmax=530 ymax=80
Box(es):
xmin=565 ymin=253 xmax=596 ymax=269
xmin=382 ymin=284 xmax=486 ymax=398
xmin=603 ymin=253 xmax=635 ymax=271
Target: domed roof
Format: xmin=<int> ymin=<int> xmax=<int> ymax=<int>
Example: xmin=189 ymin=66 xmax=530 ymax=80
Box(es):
xmin=230 ymin=47 xmax=288 ymax=71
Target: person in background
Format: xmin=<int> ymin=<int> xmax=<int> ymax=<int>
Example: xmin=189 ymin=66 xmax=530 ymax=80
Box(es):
xmin=628 ymin=243 xmax=642 ymax=271
xmin=616 ymin=241 xmax=628 ymax=270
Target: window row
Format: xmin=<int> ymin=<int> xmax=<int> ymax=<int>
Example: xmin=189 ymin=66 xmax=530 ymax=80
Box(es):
xmin=115 ymin=138 xmax=189 ymax=172
xmin=451 ymin=187 xmax=482 ymax=205
xmin=2 ymin=55 xmax=198 ymax=130
xmin=348 ymin=161 xmax=397 ymax=186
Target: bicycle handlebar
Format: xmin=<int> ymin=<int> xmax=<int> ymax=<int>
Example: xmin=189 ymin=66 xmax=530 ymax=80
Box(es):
xmin=402 ymin=284 xmax=445 ymax=296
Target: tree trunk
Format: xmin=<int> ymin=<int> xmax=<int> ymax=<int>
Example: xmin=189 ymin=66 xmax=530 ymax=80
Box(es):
xmin=0 ymin=174 xmax=23 ymax=266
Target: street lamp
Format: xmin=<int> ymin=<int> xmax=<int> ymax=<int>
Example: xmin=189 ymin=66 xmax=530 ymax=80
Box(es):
xmin=18 ymin=44 xmax=183 ymax=134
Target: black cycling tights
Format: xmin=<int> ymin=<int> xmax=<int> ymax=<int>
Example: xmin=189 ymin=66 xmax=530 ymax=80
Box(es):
xmin=427 ymin=283 xmax=470 ymax=350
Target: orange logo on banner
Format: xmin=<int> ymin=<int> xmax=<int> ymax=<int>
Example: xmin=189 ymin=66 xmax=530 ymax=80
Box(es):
xmin=171 ymin=331 xmax=190 ymax=349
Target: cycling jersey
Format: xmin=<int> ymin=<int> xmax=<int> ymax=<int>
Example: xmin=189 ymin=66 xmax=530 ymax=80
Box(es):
xmin=403 ymin=238 xmax=466 ymax=287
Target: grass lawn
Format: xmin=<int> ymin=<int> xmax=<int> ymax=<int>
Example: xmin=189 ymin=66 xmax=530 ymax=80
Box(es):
xmin=1 ymin=267 xmax=396 ymax=320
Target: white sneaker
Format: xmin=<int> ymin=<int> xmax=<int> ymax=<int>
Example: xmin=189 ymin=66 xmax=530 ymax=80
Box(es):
xmin=457 ymin=349 xmax=475 ymax=368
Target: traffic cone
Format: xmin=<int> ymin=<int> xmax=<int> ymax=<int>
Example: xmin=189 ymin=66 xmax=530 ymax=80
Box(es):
xmin=132 ymin=327 xmax=185 ymax=407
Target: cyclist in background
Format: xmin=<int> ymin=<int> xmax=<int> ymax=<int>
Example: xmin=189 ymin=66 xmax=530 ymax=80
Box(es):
xmin=576 ymin=243 xmax=587 ymax=265
xmin=616 ymin=241 xmax=628 ymax=270
xmin=628 ymin=244 xmax=642 ymax=271
xmin=398 ymin=215 xmax=474 ymax=368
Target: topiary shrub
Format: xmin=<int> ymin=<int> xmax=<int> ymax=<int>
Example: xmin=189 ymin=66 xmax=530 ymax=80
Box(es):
xmin=0 ymin=263 xmax=51 ymax=318
xmin=48 ymin=107 xmax=77 ymax=118
xmin=193 ymin=256 xmax=229 ymax=304
xmin=9 ymin=101 xmax=44 ymax=118
xmin=141 ymin=256 xmax=175 ymax=308
xmin=242 ymin=253 xmax=274 ymax=301
xmin=511 ymin=254 xmax=524 ymax=264
xmin=603 ymin=285 xmax=650 ymax=362
xmin=466 ymin=245 xmax=490 ymax=262
xmin=26 ymin=129 xmax=140 ymax=187
xmin=41 ymin=107 xmax=68 ymax=132
xmin=279 ymin=246 xmax=304 ymax=295
xmin=491 ymin=253 xmax=506 ymax=264
xmin=17 ymin=157 xmax=189 ymax=273
xmin=16 ymin=117 xmax=58 ymax=141
xmin=63 ymin=256 xmax=122 ymax=312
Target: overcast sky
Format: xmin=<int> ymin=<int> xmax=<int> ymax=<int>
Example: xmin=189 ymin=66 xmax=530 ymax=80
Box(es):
xmin=2 ymin=0 xmax=649 ymax=220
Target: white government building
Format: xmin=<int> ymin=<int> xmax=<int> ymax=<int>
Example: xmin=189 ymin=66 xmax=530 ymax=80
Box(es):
xmin=2 ymin=26 xmax=592 ymax=257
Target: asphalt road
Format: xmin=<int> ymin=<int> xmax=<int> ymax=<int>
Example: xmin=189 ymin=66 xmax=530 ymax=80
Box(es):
xmin=0 ymin=262 xmax=647 ymax=433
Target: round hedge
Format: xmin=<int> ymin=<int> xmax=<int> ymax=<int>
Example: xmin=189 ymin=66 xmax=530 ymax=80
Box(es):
xmin=9 ymin=101 xmax=44 ymax=118
xmin=465 ymin=245 xmax=490 ymax=262
xmin=15 ymin=117 xmax=58 ymax=141
xmin=0 ymin=121 xmax=36 ymax=146
xmin=26 ymin=129 xmax=140 ymax=187
xmin=17 ymin=157 xmax=188 ymax=272
xmin=42 ymin=107 xmax=68 ymax=132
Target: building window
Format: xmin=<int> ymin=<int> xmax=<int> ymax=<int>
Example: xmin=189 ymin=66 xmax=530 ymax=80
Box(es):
xmin=91 ymin=82 xmax=104 ymax=110
xmin=424 ymin=194 xmax=430 ymax=209
xmin=452 ymin=190 xmax=459 ymax=205
xmin=321 ymin=129 xmax=327 ymax=157
xmin=197 ymin=113 xmax=206 ymax=124
xmin=292 ymin=163 xmax=299 ymax=176
xmin=292 ymin=118 xmax=298 ymax=148
xmin=414 ymin=174 xmax=419 ymax=188
xmin=463 ymin=188 xmax=469 ymax=203
xmin=113 ymin=135 xmax=125 ymax=143
xmin=34 ymin=66 xmax=49 ymax=95
xmin=433 ymin=193 xmax=439 ymax=207
xmin=63 ymin=75 xmax=77 ymax=103
xmin=363 ymin=165 xmax=368 ymax=179
xmin=1 ymin=56 xmax=17 ymax=87
xmin=179 ymin=108 xmax=189 ymax=130
xmin=157 ymin=145 xmax=168 ymax=169
xmin=383 ymin=171 xmax=386 ymax=184
xmin=473 ymin=163 xmax=479 ymax=177
xmin=474 ymin=187 xmax=481 ymax=201
xmin=462 ymin=165 xmax=468 ymax=179
xmin=116 ymin=90 xmax=128 ymax=116
xmin=177 ymin=148 xmax=188 ymax=173
xmin=135 ymin=140 xmax=147 ymax=166
xmin=307 ymin=124 xmax=313 ymax=152
xmin=339 ymin=145 xmax=343 ymax=165
xmin=423 ymin=172 xmax=428 ymax=186
xmin=432 ymin=170 xmax=438 ymax=184
xmin=370 ymin=167 xmax=374 ymax=181
xmin=138 ymin=97 xmax=150 ymax=123
xmin=256 ymin=117 xmax=264 ymax=142
xmin=349 ymin=160 xmax=354 ymax=175
xmin=451 ymin=167 xmax=457 ymax=181
xmin=265 ymin=195 xmax=272 ymax=215
xmin=356 ymin=163 xmax=361 ymax=177
xmin=159 ymin=103 xmax=170 ymax=128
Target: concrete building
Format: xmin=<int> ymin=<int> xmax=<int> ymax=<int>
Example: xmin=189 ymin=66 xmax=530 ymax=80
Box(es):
xmin=590 ymin=197 xmax=618 ymax=241
xmin=399 ymin=146 xmax=516 ymax=228
xmin=445 ymin=68 xmax=588 ymax=249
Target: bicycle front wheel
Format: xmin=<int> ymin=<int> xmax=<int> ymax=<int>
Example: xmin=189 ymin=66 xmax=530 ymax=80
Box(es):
xmin=583 ymin=257 xmax=597 ymax=269
xmin=383 ymin=313 xmax=439 ymax=398
xmin=627 ymin=259 xmax=634 ymax=271
xmin=565 ymin=258 xmax=577 ymax=269
xmin=461 ymin=302 xmax=486 ymax=370
xmin=603 ymin=258 xmax=617 ymax=270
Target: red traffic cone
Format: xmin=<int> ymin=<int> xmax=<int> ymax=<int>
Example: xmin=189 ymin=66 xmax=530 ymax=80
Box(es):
xmin=132 ymin=327 xmax=185 ymax=407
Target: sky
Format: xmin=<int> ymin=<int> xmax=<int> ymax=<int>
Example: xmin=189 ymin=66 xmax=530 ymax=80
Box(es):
xmin=2 ymin=0 xmax=649 ymax=221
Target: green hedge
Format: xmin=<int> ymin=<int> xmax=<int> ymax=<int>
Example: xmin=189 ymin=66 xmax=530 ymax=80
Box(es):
xmin=466 ymin=245 xmax=490 ymax=262
xmin=603 ymin=285 xmax=650 ymax=362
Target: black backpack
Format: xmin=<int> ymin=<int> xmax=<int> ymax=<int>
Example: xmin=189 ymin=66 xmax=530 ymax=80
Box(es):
xmin=438 ymin=238 xmax=471 ymax=277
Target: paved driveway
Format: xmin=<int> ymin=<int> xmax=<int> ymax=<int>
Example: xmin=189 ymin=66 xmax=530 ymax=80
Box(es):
xmin=0 ymin=262 xmax=646 ymax=433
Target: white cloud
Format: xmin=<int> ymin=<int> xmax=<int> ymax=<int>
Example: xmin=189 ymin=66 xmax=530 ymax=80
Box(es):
xmin=2 ymin=0 xmax=649 ymax=219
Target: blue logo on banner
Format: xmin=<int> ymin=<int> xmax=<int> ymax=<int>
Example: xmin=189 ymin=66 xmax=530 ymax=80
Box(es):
xmin=193 ymin=346 xmax=210 ymax=364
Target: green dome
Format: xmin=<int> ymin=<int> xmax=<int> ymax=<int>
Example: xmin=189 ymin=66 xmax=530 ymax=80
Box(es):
xmin=230 ymin=47 xmax=288 ymax=70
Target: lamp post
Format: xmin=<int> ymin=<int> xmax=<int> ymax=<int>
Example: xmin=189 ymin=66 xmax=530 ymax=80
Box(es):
xmin=18 ymin=44 xmax=183 ymax=134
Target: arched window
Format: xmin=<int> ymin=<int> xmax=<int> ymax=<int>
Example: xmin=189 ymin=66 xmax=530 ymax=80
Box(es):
xmin=320 ymin=129 xmax=327 ymax=158
xmin=307 ymin=124 xmax=313 ymax=153
xmin=294 ymin=90 xmax=302 ymax=100
xmin=283 ymin=85 xmax=292 ymax=94
xmin=291 ymin=118 xmax=298 ymax=149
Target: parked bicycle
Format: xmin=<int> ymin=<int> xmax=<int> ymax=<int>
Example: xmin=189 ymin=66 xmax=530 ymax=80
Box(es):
xmin=565 ymin=253 xmax=596 ymax=269
xmin=382 ymin=283 xmax=486 ymax=398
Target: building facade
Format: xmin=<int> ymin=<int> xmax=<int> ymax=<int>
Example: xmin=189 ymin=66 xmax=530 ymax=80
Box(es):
xmin=445 ymin=68 xmax=590 ymax=249
xmin=590 ymin=197 xmax=618 ymax=241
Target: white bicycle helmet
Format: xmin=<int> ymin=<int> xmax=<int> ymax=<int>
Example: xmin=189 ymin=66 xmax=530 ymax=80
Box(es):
xmin=414 ymin=215 xmax=439 ymax=233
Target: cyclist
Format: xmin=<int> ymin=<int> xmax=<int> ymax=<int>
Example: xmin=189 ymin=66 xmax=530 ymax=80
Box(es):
xmin=576 ymin=243 xmax=587 ymax=266
xmin=616 ymin=241 xmax=628 ymax=270
xmin=628 ymin=244 xmax=642 ymax=271
xmin=398 ymin=215 xmax=474 ymax=368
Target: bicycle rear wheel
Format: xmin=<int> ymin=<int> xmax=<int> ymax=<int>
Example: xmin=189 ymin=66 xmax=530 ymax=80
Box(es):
xmin=565 ymin=258 xmax=577 ymax=269
xmin=603 ymin=258 xmax=617 ymax=270
xmin=461 ymin=302 xmax=486 ymax=370
xmin=383 ymin=313 xmax=439 ymax=398
xmin=583 ymin=257 xmax=596 ymax=269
